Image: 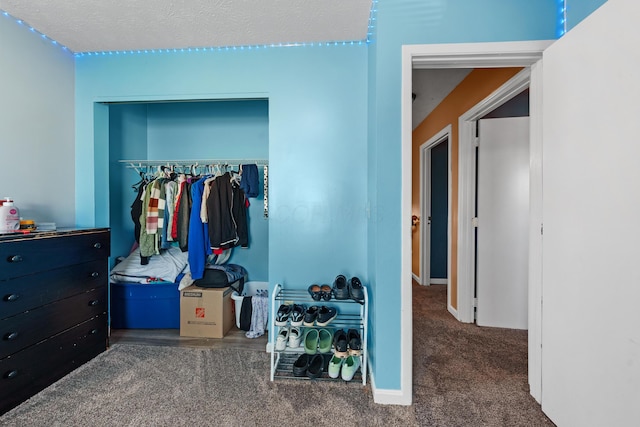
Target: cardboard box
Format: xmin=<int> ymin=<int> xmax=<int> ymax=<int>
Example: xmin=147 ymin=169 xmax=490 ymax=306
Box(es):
xmin=180 ymin=285 xmax=234 ymax=338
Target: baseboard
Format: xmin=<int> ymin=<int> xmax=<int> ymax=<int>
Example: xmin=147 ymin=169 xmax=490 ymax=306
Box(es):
xmin=369 ymin=357 xmax=412 ymax=405
xmin=447 ymin=304 xmax=459 ymax=321
xmin=412 ymin=275 xmax=448 ymax=286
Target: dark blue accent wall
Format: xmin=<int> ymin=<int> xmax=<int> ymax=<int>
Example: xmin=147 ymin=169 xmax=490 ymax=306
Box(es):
xmin=430 ymin=140 xmax=448 ymax=279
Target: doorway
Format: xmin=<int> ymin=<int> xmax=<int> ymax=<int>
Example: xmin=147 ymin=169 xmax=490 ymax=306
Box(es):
xmin=401 ymin=40 xmax=551 ymax=405
xmin=419 ymin=125 xmax=451 ymax=291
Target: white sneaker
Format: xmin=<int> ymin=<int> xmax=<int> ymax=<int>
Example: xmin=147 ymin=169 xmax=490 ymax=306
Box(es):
xmin=275 ymin=327 xmax=289 ymax=351
xmin=288 ymin=327 xmax=302 ymax=348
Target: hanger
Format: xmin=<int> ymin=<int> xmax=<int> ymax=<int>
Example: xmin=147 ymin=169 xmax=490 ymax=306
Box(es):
xmin=131 ymin=171 xmax=146 ymax=192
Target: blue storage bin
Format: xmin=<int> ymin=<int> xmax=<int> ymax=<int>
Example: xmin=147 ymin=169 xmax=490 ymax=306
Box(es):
xmin=110 ymin=281 xmax=180 ymax=329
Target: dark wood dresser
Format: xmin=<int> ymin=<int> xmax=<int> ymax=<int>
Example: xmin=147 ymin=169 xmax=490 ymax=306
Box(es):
xmin=0 ymin=228 xmax=110 ymax=415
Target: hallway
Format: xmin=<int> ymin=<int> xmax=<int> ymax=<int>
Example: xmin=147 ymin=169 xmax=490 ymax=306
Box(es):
xmin=412 ymin=282 xmax=553 ymax=425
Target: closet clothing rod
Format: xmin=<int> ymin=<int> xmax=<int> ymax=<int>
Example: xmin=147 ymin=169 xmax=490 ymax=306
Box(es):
xmin=119 ymin=159 xmax=268 ymax=167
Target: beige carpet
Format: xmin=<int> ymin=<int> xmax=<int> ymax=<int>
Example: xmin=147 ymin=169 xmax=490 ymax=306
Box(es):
xmin=1 ymin=284 xmax=554 ymax=426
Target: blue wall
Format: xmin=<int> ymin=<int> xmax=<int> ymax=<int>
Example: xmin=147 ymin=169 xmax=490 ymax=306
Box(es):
xmin=74 ymin=44 xmax=369 ymax=346
xmin=0 ymin=14 xmax=75 ymax=226
xmin=368 ymin=0 xmax=558 ymax=390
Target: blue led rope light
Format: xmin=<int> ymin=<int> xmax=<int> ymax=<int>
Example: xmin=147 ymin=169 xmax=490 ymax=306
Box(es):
xmin=3 ymin=1 xmax=379 ymax=57
xmin=367 ymin=0 xmax=378 ymax=43
xmin=1 ymin=9 xmax=72 ymax=53
xmin=76 ymin=40 xmax=367 ymax=57
xmin=557 ymin=0 xmax=567 ymax=37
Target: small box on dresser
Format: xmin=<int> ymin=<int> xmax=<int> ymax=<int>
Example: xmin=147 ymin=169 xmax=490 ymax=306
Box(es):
xmin=0 ymin=228 xmax=110 ymax=415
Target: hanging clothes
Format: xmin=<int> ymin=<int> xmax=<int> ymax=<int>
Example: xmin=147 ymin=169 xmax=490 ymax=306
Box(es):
xmin=176 ymin=180 xmax=192 ymax=252
xmin=139 ymin=178 xmax=167 ymax=259
xmin=240 ymin=164 xmax=259 ymax=198
xmin=188 ymin=176 xmax=213 ymax=281
xmin=206 ymin=172 xmax=249 ymax=250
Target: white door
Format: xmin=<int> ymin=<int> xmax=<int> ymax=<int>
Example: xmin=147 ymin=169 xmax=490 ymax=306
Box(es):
xmin=541 ymin=1 xmax=640 ymax=425
xmin=476 ymin=117 xmax=529 ymax=330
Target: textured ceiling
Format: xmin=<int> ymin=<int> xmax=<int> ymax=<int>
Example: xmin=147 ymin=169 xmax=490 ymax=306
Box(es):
xmin=0 ymin=0 xmax=373 ymax=53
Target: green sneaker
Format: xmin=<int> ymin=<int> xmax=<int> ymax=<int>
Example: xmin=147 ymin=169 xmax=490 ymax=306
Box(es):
xmin=317 ymin=328 xmax=334 ymax=353
xmin=341 ymin=355 xmax=361 ymax=381
xmin=328 ymin=355 xmax=344 ymax=379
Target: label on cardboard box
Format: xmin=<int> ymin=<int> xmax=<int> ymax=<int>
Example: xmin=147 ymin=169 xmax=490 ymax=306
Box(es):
xmin=179 ymin=285 xmax=233 ymax=338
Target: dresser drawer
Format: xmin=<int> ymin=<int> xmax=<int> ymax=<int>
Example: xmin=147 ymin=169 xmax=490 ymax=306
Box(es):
xmin=0 ymin=314 xmax=107 ymax=415
xmin=1 ymin=260 xmax=107 ymax=320
xmin=0 ymin=230 xmax=110 ymax=280
xmin=0 ymin=286 xmax=106 ymax=359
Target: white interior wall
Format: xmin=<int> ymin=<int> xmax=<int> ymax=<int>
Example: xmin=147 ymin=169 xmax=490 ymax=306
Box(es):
xmin=542 ymin=0 xmax=640 ymax=425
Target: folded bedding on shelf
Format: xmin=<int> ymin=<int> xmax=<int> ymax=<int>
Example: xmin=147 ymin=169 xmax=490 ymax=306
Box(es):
xmin=110 ymin=246 xmax=189 ymax=284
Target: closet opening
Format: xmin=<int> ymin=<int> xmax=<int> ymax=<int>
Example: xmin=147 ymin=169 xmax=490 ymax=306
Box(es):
xmin=103 ymin=98 xmax=269 ymax=340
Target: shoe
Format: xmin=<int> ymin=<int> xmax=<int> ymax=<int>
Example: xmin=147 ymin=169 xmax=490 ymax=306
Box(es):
xmin=328 ymin=354 xmax=344 ymax=379
xmin=316 ymin=306 xmax=337 ymax=326
xmin=293 ymin=353 xmax=310 ymax=377
xmin=348 ymin=277 xmax=365 ymax=303
xmin=341 ymin=355 xmax=361 ymax=381
xmin=308 ymin=284 xmax=322 ymax=301
xmin=275 ymin=304 xmax=292 ymax=326
xmin=347 ymin=329 xmax=362 ymax=356
xmin=290 ymin=304 xmax=305 ymax=326
xmin=307 ymin=354 xmax=324 ymax=379
xmin=317 ymin=329 xmax=333 ymax=353
xmin=304 ymin=329 xmax=319 ymax=354
xmin=275 ymin=327 xmax=289 ymax=351
xmin=303 ymin=306 xmax=319 ymax=326
xmin=333 ymin=329 xmax=349 ymax=358
xmin=288 ymin=326 xmax=302 ymax=348
xmin=320 ymin=284 xmax=332 ymax=301
xmin=332 ymin=275 xmax=349 ymax=300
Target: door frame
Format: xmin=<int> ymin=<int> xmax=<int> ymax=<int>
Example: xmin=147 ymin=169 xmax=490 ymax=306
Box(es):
xmin=401 ymin=40 xmax=551 ymax=405
xmin=419 ymin=125 xmax=451 ymax=294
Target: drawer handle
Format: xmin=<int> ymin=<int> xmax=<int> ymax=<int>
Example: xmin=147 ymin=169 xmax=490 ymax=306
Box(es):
xmin=91 ymin=271 xmax=99 ymax=278
xmin=93 ymin=242 xmax=102 ymax=249
xmin=8 ymin=255 xmax=23 ymax=263
xmin=4 ymin=294 xmax=20 ymax=302
xmin=89 ymin=329 xmax=99 ymax=335
xmin=4 ymin=331 xmax=19 ymax=341
xmin=4 ymin=370 xmax=18 ymax=379
xmin=88 ymin=299 xmax=100 ymax=306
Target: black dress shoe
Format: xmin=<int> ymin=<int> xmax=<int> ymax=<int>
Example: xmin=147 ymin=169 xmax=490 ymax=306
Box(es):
xmin=307 ymin=354 xmax=324 ymax=379
xmin=293 ymin=353 xmax=310 ymax=377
